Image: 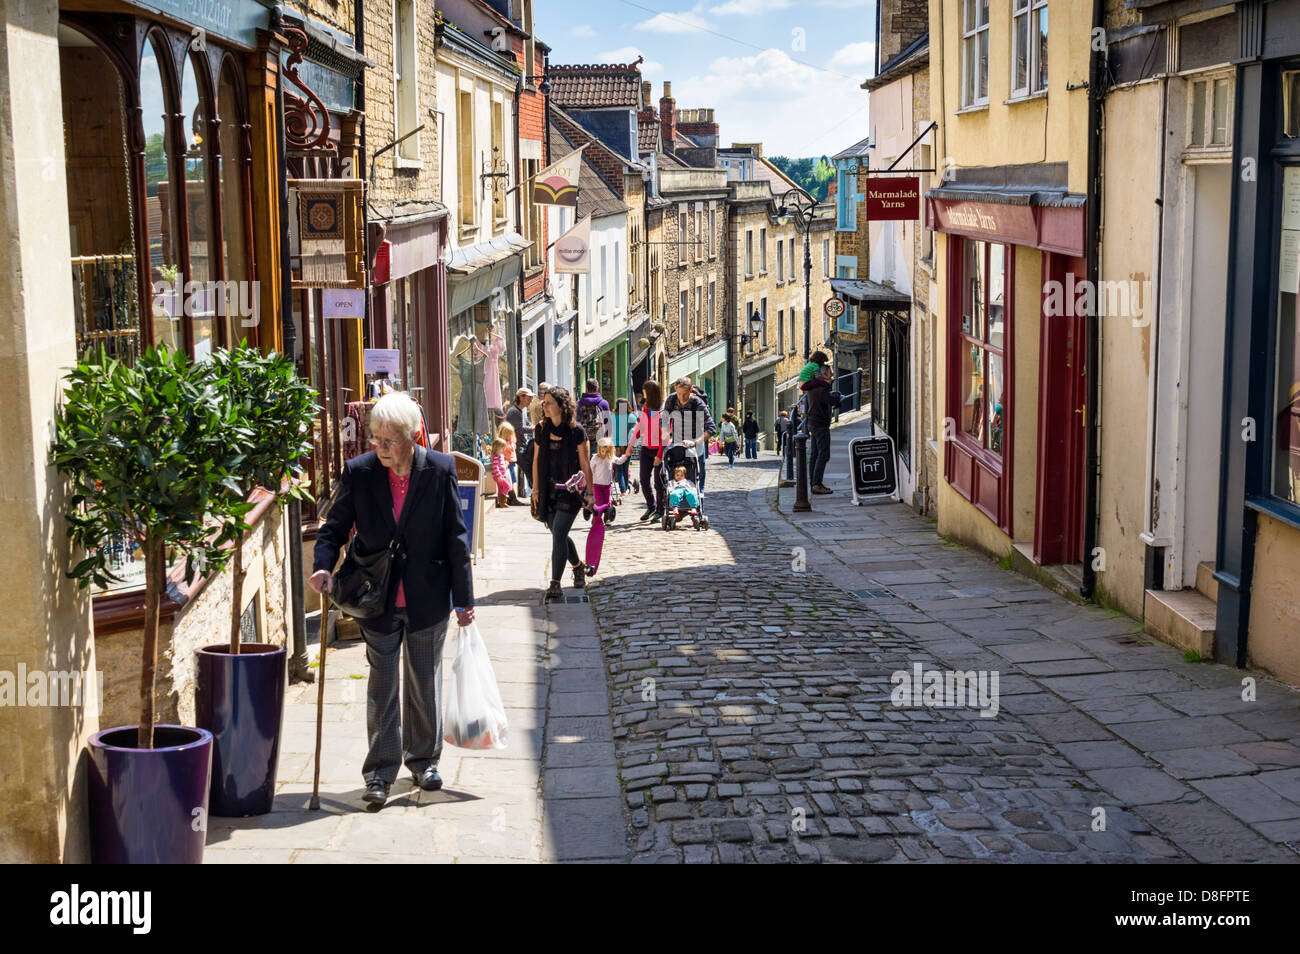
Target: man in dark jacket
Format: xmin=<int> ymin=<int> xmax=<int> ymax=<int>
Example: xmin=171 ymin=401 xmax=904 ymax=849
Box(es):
xmin=800 ymin=358 xmax=841 ymax=494
xmin=311 ymin=395 xmax=474 ymax=807
xmin=662 ymin=376 xmax=716 ymax=490
xmin=742 ymin=411 xmax=760 ymax=459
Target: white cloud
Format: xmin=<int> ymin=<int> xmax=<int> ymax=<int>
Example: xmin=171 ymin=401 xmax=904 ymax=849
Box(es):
xmin=828 ymin=41 xmax=874 ymax=75
xmin=570 ymin=24 xmax=597 ymax=38
xmin=709 ymin=0 xmax=793 ymax=14
xmin=597 ymin=46 xmax=664 ymax=75
xmin=635 ymin=10 xmax=712 ymax=33
xmin=673 ymin=45 xmax=874 ymax=156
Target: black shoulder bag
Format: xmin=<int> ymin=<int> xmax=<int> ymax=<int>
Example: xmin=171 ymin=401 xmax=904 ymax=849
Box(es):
xmin=331 ymin=470 xmax=424 ymax=620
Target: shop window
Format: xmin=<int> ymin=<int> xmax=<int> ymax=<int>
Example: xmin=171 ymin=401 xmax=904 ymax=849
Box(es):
xmin=745 ymin=231 xmax=753 ymax=277
xmin=457 ymin=88 xmax=475 ymax=227
xmin=1190 ymin=75 xmax=1233 ymax=148
xmin=395 ymin=0 xmax=418 ymax=161
xmin=708 ymin=281 xmax=715 ymax=331
xmin=181 ymin=53 xmax=217 ymax=360
xmin=1273 ymin=166 xmax=1300 ymax=503
xmin=680 ymin=290 xmax=687 ymax=342
xmin=1011 ymin=0 xmax=1048 ymax=98
xmin=961 ymin=0 xmax=990 ymax=108
xmin=491 ymin=99 xmax=506 ymax=223
xmin=143 ymin=35 xmax=185 ymax=354
xmin=218 ymin=62 xmax=252 ymax=348
xmin=957 ymin=240 xmax=1006 ymax=455
xmin=679 ymin=209 xmax=687 ymax=263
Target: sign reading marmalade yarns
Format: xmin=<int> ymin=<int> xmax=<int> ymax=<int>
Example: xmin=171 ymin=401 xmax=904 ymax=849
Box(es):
xmin=532 ymin=145 xmax=585 ymax=207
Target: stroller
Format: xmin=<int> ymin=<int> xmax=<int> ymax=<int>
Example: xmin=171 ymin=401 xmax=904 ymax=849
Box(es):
xmin=660 ymin=443 xmax=708 ymax=531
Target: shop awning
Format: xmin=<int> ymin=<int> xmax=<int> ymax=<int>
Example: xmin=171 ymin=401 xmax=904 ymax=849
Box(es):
xmin=925 ymin=170 xmax=1086 ymax=257
xmin=446 ymin=233 xmax=530 ymax=316
xmin=832 ymin=278 xmax=912 ymax=311
xmin=628 ymin=316 xmax=652 ymax=367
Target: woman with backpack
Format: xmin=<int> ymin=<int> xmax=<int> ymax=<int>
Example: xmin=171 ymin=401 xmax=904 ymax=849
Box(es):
xmin=576 ymin=378 xmax=610 ymax=454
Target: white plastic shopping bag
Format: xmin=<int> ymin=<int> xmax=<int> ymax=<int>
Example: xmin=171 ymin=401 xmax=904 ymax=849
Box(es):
xmin=443 ymin=622 xmax=509 ymax=750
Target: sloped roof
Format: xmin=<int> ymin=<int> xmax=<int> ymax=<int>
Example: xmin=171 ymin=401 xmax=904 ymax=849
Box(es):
xmin=755 ymin=157 xmax=800 ymax=192
xmin=638 ymin=113 xmax=660 ymax=153
xmin=550 ymin=104 xmax=637 ymax=167
xmin=833 ymin=135 xmax=873 ymax=161
xmin=862 ymin=33 xmax=929 ymax=92
xmin=548 ymin=62 xmax=643 ymax=108
xmin=549 ymin=122 xmax=628 ymax=220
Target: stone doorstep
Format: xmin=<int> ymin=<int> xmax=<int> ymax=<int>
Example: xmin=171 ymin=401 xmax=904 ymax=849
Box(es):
xmin=1144 ymin=588 xmax=1216 ymax=658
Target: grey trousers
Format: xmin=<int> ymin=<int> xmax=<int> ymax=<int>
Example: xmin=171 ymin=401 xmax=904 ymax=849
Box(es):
xmin=359 ymin=609 xmax=449 ymax=785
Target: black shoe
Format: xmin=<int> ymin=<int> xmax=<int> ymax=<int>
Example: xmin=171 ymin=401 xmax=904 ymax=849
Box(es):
xmin=572 ymin=563 xmax=586 ymax=588
xmin=604 ymin=506 xmax=616 ymax=525
xmin=640 ymin=507 xmax=656 ymax=521
xmin=362 ymin=779 xmax=389 ymax=806
xmin=545 ymin=580 xmax=563 ymax=600
xmin=812 ymin=485 xmax=833 ymax=495
xmin=414 ymin=766 xmax=443 ymax=791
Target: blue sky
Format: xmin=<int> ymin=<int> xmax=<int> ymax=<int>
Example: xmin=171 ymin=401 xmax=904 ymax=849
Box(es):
xmin=536 ymin=0 xmax=877 ymax=158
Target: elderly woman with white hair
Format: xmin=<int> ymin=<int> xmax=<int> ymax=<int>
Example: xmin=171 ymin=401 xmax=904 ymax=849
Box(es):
xmin=311 ymin=392 xmax=475 ymax=808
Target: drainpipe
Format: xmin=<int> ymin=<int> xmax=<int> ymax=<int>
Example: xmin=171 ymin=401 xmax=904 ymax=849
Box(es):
xmin=514 ymin=78 xmax=525 ymax=394
xmin=1081 ymin=0 xmax=1106 ymax=599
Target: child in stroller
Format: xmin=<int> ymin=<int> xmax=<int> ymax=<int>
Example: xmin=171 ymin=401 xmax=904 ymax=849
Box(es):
xmin=661 ymin=443 xmax=708 ymax=531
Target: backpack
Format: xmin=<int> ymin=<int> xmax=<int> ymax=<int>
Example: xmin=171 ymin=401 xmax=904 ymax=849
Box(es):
xmin=577 ymin=399 xmax=604 ymax=441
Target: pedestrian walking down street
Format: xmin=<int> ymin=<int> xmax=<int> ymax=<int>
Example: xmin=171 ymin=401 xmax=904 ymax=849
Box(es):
xmin=611 ymin=397 xmax=634 ymax=494
xmin=742 ymin=411 xmax=760 ymax=459
xmin=775 ymin=410 xmax=791 ymax=456
xmin=531 ymin=386 xmax=594 ymax=600
xmin=719 ymin=415 xmax=739 ymax=467
xmin=497 ymin=421 xmax=520 ymax=504
xmin=799 ymin=351 xmax=840 ymax=494
xmin=622 ymin=380 xmax=667 ymax=519
xmin=576 ymin=378 xmax=611 ymax=454
xmin=310 ymin=391 xmax=475 ymax=808
xmin=490 ymin=437 xmax=512 ymax=507
xmin=662 ymin=376 xmax=716 ymax=492
xmin=505 ymin=387 xmax=535 ymax=498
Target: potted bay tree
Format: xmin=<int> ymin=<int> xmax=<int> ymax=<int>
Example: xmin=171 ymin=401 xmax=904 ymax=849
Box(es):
xmin=52 ymin=344 xmax=254 ymax=864
xmin=196 ymin=343 xmax=316 ymax=817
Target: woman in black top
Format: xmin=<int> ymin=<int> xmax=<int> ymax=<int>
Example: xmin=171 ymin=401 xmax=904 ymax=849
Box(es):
xmin=531 ymin=386 xmax=594 ymax=600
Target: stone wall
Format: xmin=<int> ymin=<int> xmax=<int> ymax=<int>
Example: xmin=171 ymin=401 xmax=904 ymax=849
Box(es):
xmin=96 ymin=505 xmax=289 ymax=729
xmin=364 ymin=0 xmax=440 ymax=204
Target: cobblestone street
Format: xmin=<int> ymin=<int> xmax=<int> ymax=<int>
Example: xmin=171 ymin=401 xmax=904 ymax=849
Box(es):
xmin=584 ymin=418 xmax=1300 ymax=863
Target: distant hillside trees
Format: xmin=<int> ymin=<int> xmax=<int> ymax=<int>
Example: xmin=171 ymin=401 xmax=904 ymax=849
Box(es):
xmin=768 ymin=155 xmax=836 ymax=201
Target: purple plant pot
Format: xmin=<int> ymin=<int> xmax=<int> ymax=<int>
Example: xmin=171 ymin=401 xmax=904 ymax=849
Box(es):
xmin=196 ymin=643 xmax=286 ymax=817
xmin=87 ymin=725 xmax=213 ymax=864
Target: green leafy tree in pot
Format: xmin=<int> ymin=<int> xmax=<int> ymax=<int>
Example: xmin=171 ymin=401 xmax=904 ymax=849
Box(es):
xmin=51 ymin=344 xmax=257 ymax=748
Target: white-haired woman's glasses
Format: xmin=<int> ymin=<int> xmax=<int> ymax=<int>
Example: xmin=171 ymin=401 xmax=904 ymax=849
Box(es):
xmin=370 ymin=436 xmax=409 ymax=451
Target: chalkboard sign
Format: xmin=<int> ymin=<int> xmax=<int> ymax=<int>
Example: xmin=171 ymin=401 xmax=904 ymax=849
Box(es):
xmin=849 ymin=435 xmax=897 ymax=504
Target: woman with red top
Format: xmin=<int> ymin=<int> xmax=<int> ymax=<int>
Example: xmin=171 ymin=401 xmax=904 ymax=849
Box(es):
xmin=618 ymin=380 xmax=668 ymax=520
xmin=310 ymin=392 xmax=474 ymax=809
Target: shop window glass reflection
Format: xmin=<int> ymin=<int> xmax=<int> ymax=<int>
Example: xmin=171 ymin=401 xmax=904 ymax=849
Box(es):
xmin=218 ymin=63 xmax=251 ymax=347
xmin=182 ymin=53 xmax=216 ymax=359
xmin=958 ymin=239 xmax=1007 ymax=457
xmin=1274 ymin=168 xmax=1300 ymax=502
xmin=142 ymin=36 xmax=183 ymax=353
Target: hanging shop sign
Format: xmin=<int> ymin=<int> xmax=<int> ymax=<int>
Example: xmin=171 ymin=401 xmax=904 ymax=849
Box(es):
xmin=553 ymin=215 xmax=592 ymax=274
xmin=363 ymin=348 xmax=400 ymax=375
xmin=866 ymin=176 xmax=920 ymax=221
xmin=533 ymin=145 xmax=586 ymax=207
xmin=323 ymin=288 xmax=365 ymax=320
xmin=824 ymin=296 xmax=846 ymax=320
xmin=849 ymin=434 xmax=898 ymax=504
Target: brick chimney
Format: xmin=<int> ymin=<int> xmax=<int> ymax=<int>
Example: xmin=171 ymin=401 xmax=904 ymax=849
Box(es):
xmin=659 ymin=81 xmax=676 ymax=152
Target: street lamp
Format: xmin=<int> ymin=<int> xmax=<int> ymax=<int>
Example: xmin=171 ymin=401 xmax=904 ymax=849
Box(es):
xmin=775 ymin=187 xmax=818 ymax=361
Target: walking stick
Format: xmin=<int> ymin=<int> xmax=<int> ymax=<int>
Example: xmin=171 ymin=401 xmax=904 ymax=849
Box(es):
xmin=309 ymin=587 xmax=327 ymax=810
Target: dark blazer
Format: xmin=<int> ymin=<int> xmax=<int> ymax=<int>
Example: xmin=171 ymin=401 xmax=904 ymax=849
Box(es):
xmin=313 ymin=445 xmax=474 ymax=632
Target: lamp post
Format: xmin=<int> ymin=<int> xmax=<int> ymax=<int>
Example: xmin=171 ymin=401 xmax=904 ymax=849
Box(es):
xmin=775 ymin=187 xmax=818 ymax=361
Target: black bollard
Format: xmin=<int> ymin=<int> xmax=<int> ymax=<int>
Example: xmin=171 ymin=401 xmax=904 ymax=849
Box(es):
xmin=794 ymin=432 xmax=812 ymax=512
xmin=780 ymin=427 xmax=796 ymax=487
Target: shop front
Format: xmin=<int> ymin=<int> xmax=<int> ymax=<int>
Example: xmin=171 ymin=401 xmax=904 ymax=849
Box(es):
xmin=1218 ymin=1 xmax=1300 ymax=681
xmin=446 ymin=235 xmax=528 ymax=458
xmin=584 ymin=336 xmax=629 ymax=404
xmin=740 ymin=357 xmax=778 ymax=449
xmin=927 ymin=182 xmax=1086 ymax=564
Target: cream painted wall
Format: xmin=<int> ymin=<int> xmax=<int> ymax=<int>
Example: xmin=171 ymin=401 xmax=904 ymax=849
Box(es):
xmin=0 ymin=0 xmax=96 ymax=863
xmin=932 ymin=0 xmax=1092 ymax=193
xmin=1095 ymin=82 xmax=1161 ymax=618
xmin=1246 ymin=514 xmax=1300 ymax=686
xmin=1011 ymin=244 xmax=1042 ymax=544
